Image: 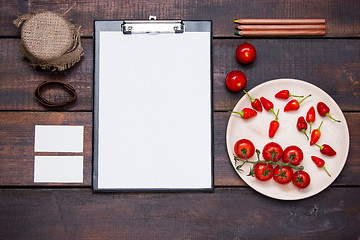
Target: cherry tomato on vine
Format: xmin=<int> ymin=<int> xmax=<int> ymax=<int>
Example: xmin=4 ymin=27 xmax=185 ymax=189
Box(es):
xmin=225 ymin=71 xmax=247 ymax=92
xmin=236 ymin=43 xmax=256 ymax=64
xmin=273 ymin=166 xmax=293 ymax=184
xmin=262 ymin=142 xmax=283 ymax=162
xmin=292 ymin=171 xmax=311 ymax=189
xmin=282 ymin=145 xmax=304 ymax=166
xmin=234 ymin=139 xmax=255 ymax=159
xmin=254 ymin=163 xmax=273 ymax=181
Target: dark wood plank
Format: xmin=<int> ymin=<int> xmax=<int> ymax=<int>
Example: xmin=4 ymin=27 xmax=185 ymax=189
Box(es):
xmin=0 ymin=39 xmax=93 ymax=111
xmin=0 ymin=111 xmax=358 ymax=187
xmin=0 ymin=188 xmax=359 ymax=239
xmin=1 ymin=38 xmax=359 ymax=111
xmin=215 ymin=112 xmax=360 ymax=186
xmin=213 ymin=38 xmax=360 ymax=111
xmin=2 ymin=0 xmax=360 ymax=37
xmin=0 ymin=112 xmax=92 ymax=186
xmin=0 ymin=0 xmax=29 ymax=36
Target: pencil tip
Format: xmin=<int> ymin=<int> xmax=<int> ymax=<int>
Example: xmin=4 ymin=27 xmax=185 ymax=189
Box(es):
xmin=234 ymin=31 xmax=240 ymax=35
xmin=234 ymin=20 xmax=239 ymax=23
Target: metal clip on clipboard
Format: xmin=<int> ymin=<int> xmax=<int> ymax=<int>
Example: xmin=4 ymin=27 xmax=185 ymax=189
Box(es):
xmin=122 ymin=16 xmax=184 ymax=34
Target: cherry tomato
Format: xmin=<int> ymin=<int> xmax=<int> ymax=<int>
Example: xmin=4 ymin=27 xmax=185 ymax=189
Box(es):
xmin=273 ymin=166 xmax=293 ymax=184
xmin=292 ymin=171 xmax=311 ymax=189
xmin=254 ymin=163 xmax=273 ymax=181
xmin=234 ymin=139 xmax=255 ymax=159
xmin=236 ymin=43 xmax=256 ymax=64
xmin=282 ymin=145 xmax=304 ymax=166
xmin=262 ymin=142 xmax=283 ymax=162
xmin=225 ymin=71 xmax=247 ymax=92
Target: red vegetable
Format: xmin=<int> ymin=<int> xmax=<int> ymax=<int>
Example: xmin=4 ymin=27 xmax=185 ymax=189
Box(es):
xmin=262 ymin=142 xmax=283 ymax=162
xmin=229 ymin=108 xmax=257 ymax=119
xmin=225 ymin=71 xmax=247 ymax=92
xmin=260 ymin=97 xmax=276 ymax=116
xmin=306 ymin=106 xmax=316 ymax=133
xmin=283 ymin=145 xmax=304 ymax=166
xmin=253 ymin=163 xmax=273 ymax=181
xmin=311 ymin=156 xmax=331 ymax=177
xmin=296 ymin=116 xmax=309 ymax=140
xmin=275 ymin=90 xmax=304 ymax=99
xmin=314 ymin=143 xmax=337 ymax=156
xmin=317 ymin=102 xmax=341 ymax=122
xmin=310 ymin=121 xmax=323 ymax=146
xmin=292 ymin=170 xmax=311 ymax=189
xmin=273 ymin=166 xmax=293 ymax=184
xmin=243 ymin=90 xmax=262 ymax=112
xmin=284 ymin=94 xmax=311 ymax=112
xmin=269 ymin=109 xmax=280 ymax=138
xmin=234 ymin=139 xmax=255 ymax=159
xmin=236 ymin=43 xmax=256 ymax=64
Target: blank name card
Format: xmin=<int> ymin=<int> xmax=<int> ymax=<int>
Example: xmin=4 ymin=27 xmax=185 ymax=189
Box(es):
xmin=93 ymin=20 xmax=213 ymax=191
xmin=34 ymin=156 xmax=83 ymax=183
xmin=34 ymin=125 xmax=84 ymax=152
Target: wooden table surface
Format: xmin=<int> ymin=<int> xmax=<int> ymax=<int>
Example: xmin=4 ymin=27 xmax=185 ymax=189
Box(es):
xmin=1 ymin=0 xmax=359 ymax=239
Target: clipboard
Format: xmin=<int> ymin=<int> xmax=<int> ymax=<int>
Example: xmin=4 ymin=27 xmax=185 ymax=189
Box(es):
xmin=93 ymin=17 xmax=213 ymax=192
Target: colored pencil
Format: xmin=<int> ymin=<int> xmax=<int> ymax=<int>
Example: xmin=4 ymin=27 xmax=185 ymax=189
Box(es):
xmin=236 ymin=24 xmax=326 ymax=30
xmin=234 ymin=19 xmax=325 ymax=25
xmin=234 ymin=30 xmax=326 ymax=36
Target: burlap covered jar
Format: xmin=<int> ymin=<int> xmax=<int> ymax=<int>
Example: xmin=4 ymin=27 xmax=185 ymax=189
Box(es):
xmin=14 ymin=11 xmax=84 ymax=71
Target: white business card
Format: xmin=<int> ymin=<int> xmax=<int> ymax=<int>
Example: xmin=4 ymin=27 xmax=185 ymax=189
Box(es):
xmin=34 ymin=125 xmax=84 ymax=152
xmin=34 ymin=156 xmax=83 ymax=183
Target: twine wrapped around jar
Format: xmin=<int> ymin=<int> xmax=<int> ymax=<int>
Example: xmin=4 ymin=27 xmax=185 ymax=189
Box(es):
xmin=14 ymin=11 xmax=84 ymax=71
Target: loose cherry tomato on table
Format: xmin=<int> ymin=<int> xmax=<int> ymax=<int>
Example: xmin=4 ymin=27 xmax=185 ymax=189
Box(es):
xmin=292 ymin=170 xmax=311 ymax=189
xmin=234 ymin=139 xmax=255 ymax=159
xmin=253 ymin=163 xmax=273 ymax=181
xmin=283 ymin=145 xmax=304 ymax=166
xmin=236 ymin=43 xmax=256 ymax=64
xmin=225 ymin=71 xmax=247 ymax=92
xmin=262 ymin=142 xmax=283 ymax=162
xmin=273 ymin=166 xmax=293 ymax=184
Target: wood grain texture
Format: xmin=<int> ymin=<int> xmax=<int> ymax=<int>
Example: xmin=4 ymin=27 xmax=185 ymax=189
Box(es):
xmin=213 ymin=38 xmax=360 ymax=111
xmin=0 ymin=112 xmax=92 ymax=186
xmin=1 ymin=38 xmax=359 ymax=111
xmin=0 ymin=39 xmax=93 ymax=111
xmin=2 ymin=0 xmax=360 ymax=37
xmin=0 ymin=111 xmax=358 ymax=187
xmin=0 ymin=188 xmax=359 ymax=239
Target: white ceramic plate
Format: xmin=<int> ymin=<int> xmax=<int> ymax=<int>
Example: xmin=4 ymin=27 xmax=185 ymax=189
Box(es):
xmin=226 ymin=79 xmax=349 ymax=200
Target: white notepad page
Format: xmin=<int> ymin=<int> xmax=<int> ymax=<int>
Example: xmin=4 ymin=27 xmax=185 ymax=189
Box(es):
xmin=97 ymin=31 xmax=212 ymax=189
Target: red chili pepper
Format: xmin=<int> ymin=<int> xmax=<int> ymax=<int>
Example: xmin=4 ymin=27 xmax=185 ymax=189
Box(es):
xmin=275 ymin=90 xmax=304 ymax=99
xmin=260 ymin=97 xmax=276 ymax=116
xmin=314 ymin=143 xmax=337 ymax=156
xmin=243 ymin=90 xmax=262 ymax=112
xmin=229 ymin=108 xmax=257 ymax=119
xmin=284 ymin=94 xmax=311 ymax=112
xmin=311 ymin=156 xmax=331 ymax=177
xmin=269 ymin=109 xmax=280 ymax=138
xmin=317 ymin=102 xmax=341 ymax=122
xmin=310 ymin=121 xmax=323 ymax=146
xmin=296 ymin=116 xmax=309 ymax=140
xmin=306 ymin=106 xmax=316 ymax=133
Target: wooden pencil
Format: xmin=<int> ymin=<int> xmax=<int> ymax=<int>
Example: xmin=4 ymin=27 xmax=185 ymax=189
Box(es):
xmin=236 ymin=24 xmax=326 ymax=30
xmin=234 ymin=30 xmax=326 ymax=36
xmin=234 ymin=19 xmax=326 ymax=25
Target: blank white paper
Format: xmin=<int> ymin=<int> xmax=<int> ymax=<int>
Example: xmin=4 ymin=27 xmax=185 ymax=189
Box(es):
xmin=34 ymin=156 xmax=83 ymax=183
xmin=97 ymin=30 xmax=212 ymax=189
xmin=34 ymin=125 xmax=84 ymax=152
